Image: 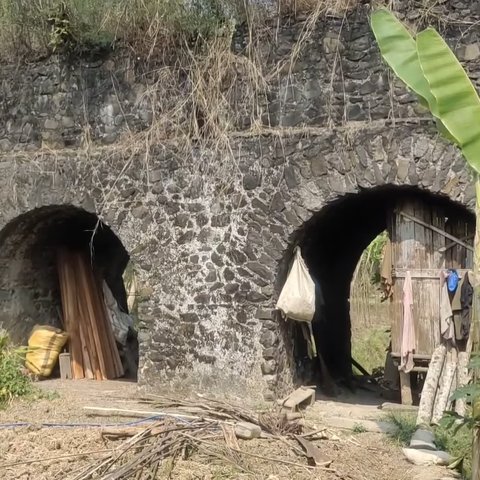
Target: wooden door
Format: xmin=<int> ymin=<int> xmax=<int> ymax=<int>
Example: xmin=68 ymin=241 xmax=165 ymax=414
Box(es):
xmin=389 ymin=198 xmax=446 ymax=356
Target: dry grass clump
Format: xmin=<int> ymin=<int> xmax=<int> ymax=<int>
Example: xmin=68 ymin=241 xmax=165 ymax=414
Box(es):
xmin=0 ymin=0 xmax=361 ymax=62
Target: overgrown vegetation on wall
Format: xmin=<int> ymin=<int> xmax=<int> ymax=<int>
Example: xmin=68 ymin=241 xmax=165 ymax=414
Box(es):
xmin=17 ymin=0 xmax=353 ymax=195
xmin=0 ymin=0 xmax=242 ymax=59
xmin=0 ymin=0 xmax=355 ymax=60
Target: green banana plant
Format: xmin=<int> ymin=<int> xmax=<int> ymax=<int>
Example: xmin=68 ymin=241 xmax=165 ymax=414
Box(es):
xmin=371 ymin=9 xmax=480 ymax=477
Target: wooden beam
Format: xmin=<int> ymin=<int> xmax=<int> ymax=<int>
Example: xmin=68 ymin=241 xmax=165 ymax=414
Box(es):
xmin=391 ymin=353 xmax=432 ymax=361
xmin=399 ymin=371 xmax=413 ymax=406
xmin=398 ymin=211 xmax=474 ymax=252
xmin=393 ymin=268 xmax=471 ymax=279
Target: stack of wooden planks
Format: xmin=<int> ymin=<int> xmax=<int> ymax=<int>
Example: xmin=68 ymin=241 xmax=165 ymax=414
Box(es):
xmin=57 ymin=249 xmax=124 ymax=380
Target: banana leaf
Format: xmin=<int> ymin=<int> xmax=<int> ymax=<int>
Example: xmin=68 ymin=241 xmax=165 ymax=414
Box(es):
xmin=370 ymin=9 xmax=437 ymax=113
xmin=371 ymin=9 xmax=456 ymax=143
xmin=417 ymin=28 xmax=480 ymax=173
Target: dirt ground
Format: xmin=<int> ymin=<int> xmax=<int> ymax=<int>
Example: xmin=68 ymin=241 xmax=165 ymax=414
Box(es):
xmin=0 ymin=380 xmax=460 ymax=480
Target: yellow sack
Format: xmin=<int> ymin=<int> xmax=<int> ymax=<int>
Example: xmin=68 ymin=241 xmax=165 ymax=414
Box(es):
xmin=25 ymin=325 xmax=68 ymax=377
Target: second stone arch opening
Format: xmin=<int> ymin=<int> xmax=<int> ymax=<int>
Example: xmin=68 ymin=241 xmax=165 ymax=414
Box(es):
xmin=278 ymin=185 xmax=474 ymax=402
xmin=0 ymin=205 xmax=139 ymax=381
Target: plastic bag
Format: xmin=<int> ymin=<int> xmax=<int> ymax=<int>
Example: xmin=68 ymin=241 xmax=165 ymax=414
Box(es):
xmin=276 ymin=247 xmax=315 ymax=322
xmin=25 ymin=325 xmax=68 ymax=377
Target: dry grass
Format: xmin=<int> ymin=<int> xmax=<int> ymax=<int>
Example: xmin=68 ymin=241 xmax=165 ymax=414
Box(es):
xmin=0 ymin=0 xmax=368 ymax=215
xmin=57 ymin=0 xmax=360 ymax=207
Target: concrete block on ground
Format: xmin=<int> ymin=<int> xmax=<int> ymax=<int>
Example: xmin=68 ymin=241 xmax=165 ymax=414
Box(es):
xmin=402 ymin=448 xmax=451 ymax=466
xmin=278 ymin=387 xmax=315 ymax=411
xmin=410 ymin=428 xmax=436 ymax=451
xmin=235 ymin=421 xmax=262 ymax=440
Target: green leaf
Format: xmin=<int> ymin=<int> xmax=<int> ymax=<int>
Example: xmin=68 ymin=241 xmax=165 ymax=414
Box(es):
xmin=370 ymin=9 xmax=437 ymax=114
xmin=448 ymin=455 xmax=464 ymax=470
xmin=370 ymin=10 xmax=456 ymax=143
xmin=439 ymin=410 xmax=464 ymax=429
xmin=417 ymin=27 xmax=480 ymax=173
xmin=469 ymin=353 xmax=480 ymax=369
xmin=450 ymin=384 xmax=480 ymax=401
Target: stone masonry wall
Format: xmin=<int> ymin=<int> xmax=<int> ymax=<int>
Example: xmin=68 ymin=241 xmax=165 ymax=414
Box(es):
xmin=0 ymin=0 xmax=478 ymax=398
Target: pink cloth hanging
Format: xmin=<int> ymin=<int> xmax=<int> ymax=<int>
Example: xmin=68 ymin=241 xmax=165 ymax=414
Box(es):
xmin=399 ymin=271 xmax=416 ymax=373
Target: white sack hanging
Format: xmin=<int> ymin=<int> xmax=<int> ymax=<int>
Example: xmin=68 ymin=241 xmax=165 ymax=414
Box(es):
xmin=276 ymin=246 xmax=316 ymax=322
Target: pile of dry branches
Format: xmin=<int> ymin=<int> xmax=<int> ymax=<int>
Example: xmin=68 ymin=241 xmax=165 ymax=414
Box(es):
xmin=72 ymin=395 xmax=336 ymax=479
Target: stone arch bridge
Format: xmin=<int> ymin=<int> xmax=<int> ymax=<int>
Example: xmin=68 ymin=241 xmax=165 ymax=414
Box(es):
xmin=0 ymin=0 xmax=478 ymax=399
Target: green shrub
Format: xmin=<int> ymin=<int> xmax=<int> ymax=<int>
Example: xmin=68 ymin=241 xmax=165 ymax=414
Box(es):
xmin=0 ymin=332 xmax=33 ymax=406
xmin=435 ymin=423 xmax=471 ymax=479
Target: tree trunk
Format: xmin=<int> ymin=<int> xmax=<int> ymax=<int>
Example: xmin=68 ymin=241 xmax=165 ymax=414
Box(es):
xmin=417 ymin=344 xmax=447 ymax=426
xmin=473 ymin=398 xmax=480 ymax=480
xmin=471 ymin=178 xmax=480 ymax=480
xmin=432 ymin=348 xmax=457 ymax=424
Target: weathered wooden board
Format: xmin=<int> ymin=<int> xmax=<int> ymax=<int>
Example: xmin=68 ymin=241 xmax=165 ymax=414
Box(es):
xmin=390 ymin=199 xmax=445 ymax=356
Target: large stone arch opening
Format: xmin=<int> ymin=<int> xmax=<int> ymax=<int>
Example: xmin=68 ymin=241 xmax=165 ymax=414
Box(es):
xmin=0 ymin=205 xmax=139 ymax=379
xmin=276 ymin=185 xmax=474 ymax=393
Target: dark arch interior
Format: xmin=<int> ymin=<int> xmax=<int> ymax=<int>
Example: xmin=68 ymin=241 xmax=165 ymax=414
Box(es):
xmin=278 ymin=186 xmax=474 ymax=391
xmin=0 ymin=205 xmax=138 ymax=379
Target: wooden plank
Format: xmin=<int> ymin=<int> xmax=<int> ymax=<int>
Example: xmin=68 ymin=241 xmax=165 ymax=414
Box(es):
xmin=98 ymin=279 xmax=124 ymax=378
xmin=393 ymin=268 xmax=470 ymax=278
xmin=76 ymin=253 xmax=123 ymax=379
xmin=413 ymin=201 xmax=432 ymax=355
xmin=78 ymin=321 xmax=94 ymax=380
xmin=400 ymin=371 xmax=413 ymax=406
xmin=390 ymin=199 xmax=415 ymax=355
xmin=429 ymin=205 xmax=445 ymax=352
xmin=72 ymin=253 xmax=108 ymax=378
xmin=94 ymin=274 xmax=123 ymax=378
xmin=59 ymin=353 xmax=72 ymax=380
xmin=57 ymin=250 xmax=84 ymax=380
xmin=391 ymin=199 xmax=445 ymax=356
xmin=75 ymin=277 xmax=103 ymax=380
xmin=391 ymin=353 xmax=432 ymax=360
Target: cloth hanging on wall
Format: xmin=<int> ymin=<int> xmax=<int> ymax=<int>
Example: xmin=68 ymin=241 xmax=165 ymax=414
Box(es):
xmin=399 ymin=271 xmax=416 ymax=373
xmin=440 ymin=272 xmax=455 ymax=343
xmin=460 ymin=271 xmax=474 ymax=340
xmin=451 ymin=275 xmax=466 ymax=311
